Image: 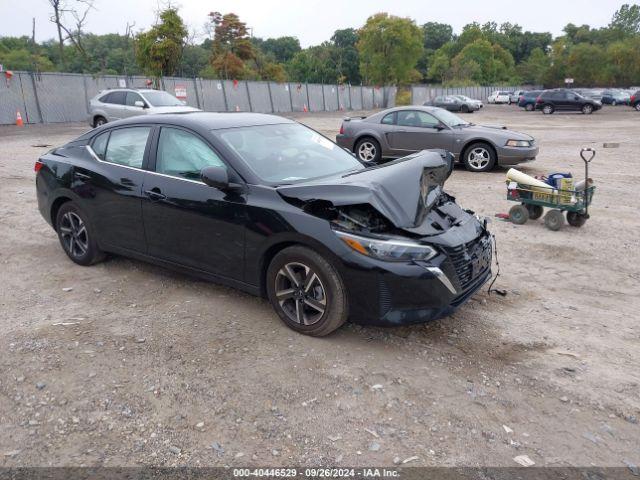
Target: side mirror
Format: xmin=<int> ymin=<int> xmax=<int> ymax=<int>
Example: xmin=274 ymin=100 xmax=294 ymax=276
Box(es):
xmin=201 ymin=166 xmax=230 ymax=190
xmin=574 ymin=96 xmax=579 ymax=101
xmin=435 ymin=122 xmax=447 ymax=131
xmin=134 ymin=100 xmax=145 ymax=108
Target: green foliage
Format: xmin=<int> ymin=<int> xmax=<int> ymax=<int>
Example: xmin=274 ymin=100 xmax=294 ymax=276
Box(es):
xmin=357 ymin=13 xmax=423 ymax=84
xmin=610 ymin=3 xmax=640 ymax=34
xmin=258 ymin=36 xmax=301 ymax=63
xmin=0 ymin=37 xmax=55 ymax=71
xmin=135 ymin=8 xmax=187 ymax=77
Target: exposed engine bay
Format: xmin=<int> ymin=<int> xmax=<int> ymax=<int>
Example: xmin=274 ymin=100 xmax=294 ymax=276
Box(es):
xmin=277 ymin=150 xmax=483 ymax=238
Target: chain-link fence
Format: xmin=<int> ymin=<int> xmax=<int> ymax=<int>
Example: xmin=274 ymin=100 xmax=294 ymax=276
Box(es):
xmin=0 ymin=71 xmax=398 ymax=125
xmin=411 ymin=84 xmax=543 ymax=105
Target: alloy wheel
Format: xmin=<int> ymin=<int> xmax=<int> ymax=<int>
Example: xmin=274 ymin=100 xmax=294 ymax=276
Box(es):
xmin=59 ymin=212 xmax=89 ymax=258
xmin=358 ymin=142 xmax=377 ymax=162
xmin=543 ymin=105 xmax=553 ymax=114
xmin=467 ymin=147 xmax=490 ymax=170
xmin=274 ymin=262 xmax=327 ymax=326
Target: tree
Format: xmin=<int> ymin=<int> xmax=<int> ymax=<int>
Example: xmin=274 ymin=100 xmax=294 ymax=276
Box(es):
xmin=331 ymin=28 xmax=360 ymax=83
xmin=208 ymin=12 xmax=255 ymax=79
xmin=610 ymin=3 xmax=640 ymax=34
xmin=516 ymin=47 xmax=550 ymax=85
xmin=449 ymin=38 xmax=515 ymax=84
xmin=357 ymin=13 xmax=423 ymax=84
xmin=422 ymin=22 xmax=453 ymax=51
xmin=260 ymin=36 xmax=301 ymax=63
xmin=135 ymin=8 xmax=188 ymax=77
xmin=47 ymin=0 xmax=95 ymax=68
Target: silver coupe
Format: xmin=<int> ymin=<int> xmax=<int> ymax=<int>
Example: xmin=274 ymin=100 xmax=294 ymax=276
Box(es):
xmin=336 ymin=106 xmax=538 ymax=172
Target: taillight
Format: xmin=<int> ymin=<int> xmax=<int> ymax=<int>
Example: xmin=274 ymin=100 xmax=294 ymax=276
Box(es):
xmin=632 ymin=95 xmax=636 ymax=103
xmin=34 ymin=160 xmax=44 ymax=172
xmin=536 ymin=96 xmax=543 ymax=103
xmin=519 ymin=96 xmax=524 ymax=102
xmin=339 ymin=124 xmax=344 ymax=135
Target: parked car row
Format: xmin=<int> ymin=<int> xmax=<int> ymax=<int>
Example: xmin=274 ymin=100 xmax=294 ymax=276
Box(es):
xmin=516 ymin=87 xmax=640 ymax=114
xmin=423 ymin=95 xmax=483 ymax=112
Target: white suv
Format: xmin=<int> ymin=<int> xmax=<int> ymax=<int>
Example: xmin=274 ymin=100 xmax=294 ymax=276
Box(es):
xmin=88 ymin=89 xmax=200 ymax=127
xmin=487 ymin=91 xmax=511 ymax=104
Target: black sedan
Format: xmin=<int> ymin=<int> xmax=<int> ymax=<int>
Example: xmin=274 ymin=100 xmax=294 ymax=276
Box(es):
xmin=35 ymin=113 xmax=492 ymax=336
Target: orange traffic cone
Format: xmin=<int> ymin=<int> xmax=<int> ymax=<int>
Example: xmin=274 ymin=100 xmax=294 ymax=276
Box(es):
xmin=303 ymin=104 xmax=308 ymax=113
xmin=16 ymin=110 xmax=24 ymax=127
xmin=235 ymin=105 xmax=240 ymax=112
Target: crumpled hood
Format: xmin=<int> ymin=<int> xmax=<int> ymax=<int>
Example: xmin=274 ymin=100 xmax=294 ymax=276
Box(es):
xmin=149 ymin=106 xmax=201 ymax=114
xmin=276 ymin=151 xmax=450 ymax=229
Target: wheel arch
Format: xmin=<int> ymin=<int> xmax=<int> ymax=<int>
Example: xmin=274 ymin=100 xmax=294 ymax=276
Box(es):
xmin=258 ymin=235 xmax=345 ymax=298
xmin=50 ymin=196 xmax=73 ymax=231
xmin=459 ymin=138 xmax=498 ymax=164
xmin=353 ymin=132 xmax=384 ymax=153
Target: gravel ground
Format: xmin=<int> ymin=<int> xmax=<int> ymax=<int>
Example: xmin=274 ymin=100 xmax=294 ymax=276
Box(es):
xmin=0 ymin=105 xmax=638 ymax=469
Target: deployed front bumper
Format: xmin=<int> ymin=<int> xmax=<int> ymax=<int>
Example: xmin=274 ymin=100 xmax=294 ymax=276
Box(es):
xmin=339 ymin=232 xmax=493 ymax=326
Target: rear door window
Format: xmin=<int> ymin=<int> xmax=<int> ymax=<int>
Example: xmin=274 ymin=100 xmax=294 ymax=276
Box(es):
xmin=101 ymin=91 xmax=126 ymax=105
xmin=104 ymin=127 xmax=152 ymax=168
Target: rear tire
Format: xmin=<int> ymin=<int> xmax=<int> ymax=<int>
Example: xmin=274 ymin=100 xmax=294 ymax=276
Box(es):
xmin=463 ymin=142 xmax=496 ymax=172
xmin=544 ymin=209 xmax=564 ymax=231
xmin=55 ymin=202 xmax=105 ymax=266
xmin=266 ymin=246 xmax=348 ymax=337
xmin=526 ymin=204 xmax=544 ymax=220
xmin=582 ymin=104 xmax=594 ymax=114
xmin=509 ymin=205 xmax=529 ymax=225
xmin=354 ymin=137 xmax=381 ymax=164
xmin=525 ymin=103 xmax=534 ymax=112
xmin=542 ymin=104 xmax=554 ymax=115
xmin=461 ymin=104 xmax=469 ymax=113
xmin=611 ymin=100 xmax=617 ymax=106
xmin=567 ymin=211 xmax=588 ymax=227
xmin=93 ymin=116 xmax=107 ymax=127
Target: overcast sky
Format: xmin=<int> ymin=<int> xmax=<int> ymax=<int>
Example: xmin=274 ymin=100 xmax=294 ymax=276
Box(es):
xmin=1 ymin=0 xmax=627 ymax=46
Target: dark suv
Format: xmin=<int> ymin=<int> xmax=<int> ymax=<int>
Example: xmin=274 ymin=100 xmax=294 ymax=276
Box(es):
xmin=535 ymin=89 xmax=602 ymax=114
xmin=631 ymin=91 xmax=640 ymax=111
xmin=517 ymin=90 xmax=542 ymax=111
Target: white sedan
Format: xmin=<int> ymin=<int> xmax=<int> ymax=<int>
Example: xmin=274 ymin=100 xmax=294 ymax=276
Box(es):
xmin=487 ymin=91 xmax=511 ymax=104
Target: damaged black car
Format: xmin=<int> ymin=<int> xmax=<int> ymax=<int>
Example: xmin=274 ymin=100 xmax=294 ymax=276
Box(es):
xmin=35 ymin=112 xmax=492 ymax=336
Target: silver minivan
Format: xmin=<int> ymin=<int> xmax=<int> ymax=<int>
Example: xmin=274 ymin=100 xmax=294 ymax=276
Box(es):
xmin=88 ymin=89 xmax=200 ymax=127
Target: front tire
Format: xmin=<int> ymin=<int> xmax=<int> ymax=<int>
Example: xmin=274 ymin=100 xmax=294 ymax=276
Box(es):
xmin=461 ymin=104 xmax=469 ymax=113
xmin=354 ymin=137 xmax=382 ymax=164
xmin=611 ymin=100 xmax=617 ymax=106
xmin=266 ymin=246 xmax=348 ymax=337
xmin=55 ymin=202 xmax=105 ymax=266
xmin=635 ymin=103 xmax=640 ymax=111
xmin=582 ymin=104 xmax=594 ymax=114
xmin=525 ymin=103 xmax=534 ymax=112
xmin=544 ymin=209 xmax=564 ymax=231
xmin=463 ymin=142 xmax=496 ymax=172
xmin=542 ymin=104 xmax=554 ymax=114
xmin=509 ymin=205 xmax=529 ymax=225
xmin=567 ymin=211 xmax=588 ymax=227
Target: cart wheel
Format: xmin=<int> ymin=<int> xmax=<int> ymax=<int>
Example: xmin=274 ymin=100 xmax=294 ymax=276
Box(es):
xmin=544 ymin=209 xmax=564 ymax=231
xmin=509 ymin=205 xmax=529 ymax=225
xmin=567 ymin=211 xmax=588 ymax=227
xmin=526 ymin=204 xmax=543 ymax=220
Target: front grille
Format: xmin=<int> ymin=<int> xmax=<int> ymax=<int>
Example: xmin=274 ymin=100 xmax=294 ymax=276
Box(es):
xmin=443 ymin=236 xmax=492 ymax=292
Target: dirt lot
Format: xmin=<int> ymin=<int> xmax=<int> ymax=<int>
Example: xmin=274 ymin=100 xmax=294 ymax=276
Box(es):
xmin=0 ymin=105 xmax=638 ymax=469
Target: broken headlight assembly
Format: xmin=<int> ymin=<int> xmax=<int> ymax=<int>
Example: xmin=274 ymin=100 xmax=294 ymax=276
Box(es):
xmin=505 ymin=139 xmax=532 ymax=147
xmin=334 ymin=230 xmax=437 ymax=262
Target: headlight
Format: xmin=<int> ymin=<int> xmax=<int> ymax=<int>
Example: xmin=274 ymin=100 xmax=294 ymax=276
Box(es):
xmin=506 ymin=139 xmax=531 ymax=147
xmin=334 ymin=230 xmax=437 ymax=262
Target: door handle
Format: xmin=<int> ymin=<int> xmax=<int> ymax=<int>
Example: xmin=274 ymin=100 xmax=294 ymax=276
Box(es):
xmin=144 ymin=188 xmax=166 ymax=201
xmin=74 ymin=171 xmax=91 ymax=180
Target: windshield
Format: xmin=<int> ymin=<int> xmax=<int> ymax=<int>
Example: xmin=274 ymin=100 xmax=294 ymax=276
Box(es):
xmin=434 ymin=109 xmax=469 ymax=127
xmin=215 ymin=123 xmax=363 ymax=184
xmin=142 ymin=91 xmax=184 ymax=107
